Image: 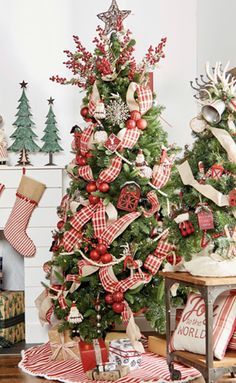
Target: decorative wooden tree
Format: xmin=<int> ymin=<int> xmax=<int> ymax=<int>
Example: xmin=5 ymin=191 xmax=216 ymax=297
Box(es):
xmin=41 ymin=98 xmax=63 ymax=166
xmin=8 ymin=81 xmax=40 ymax=165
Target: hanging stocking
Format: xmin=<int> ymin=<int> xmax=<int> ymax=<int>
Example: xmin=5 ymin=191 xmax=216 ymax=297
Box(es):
xmin=4 ymin=175 xmax=46 ymax=257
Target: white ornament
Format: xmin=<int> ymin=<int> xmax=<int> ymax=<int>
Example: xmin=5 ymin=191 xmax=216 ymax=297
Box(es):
xmin=227 ymin=117 xmax=236 ymax=133
xmin=117 ymin=128 xmax=126 ymax=142
xmin=68 ymin=303 xmax=83 ymax=324
xmin=94 ymin=101 xmax=106 ymax=119
xmin=94 ymin=130 xmax=108 ymax=144
xmin=190 ymin=117 xmax=207 ymax=133
xmin=140 ymin=166 xmax=153 ymax=179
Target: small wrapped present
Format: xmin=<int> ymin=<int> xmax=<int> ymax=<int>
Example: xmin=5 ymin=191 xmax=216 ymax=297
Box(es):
xmin=109 ymin=338 xmax=142 ymax=371
xmin=79 ymin=338 xmax=108 ymax=372
xmin=105 ymin=332 xmax=127 ymax=351
xmin=148 ymin=336 xmax=166 ymax=357
xmin=86 ymin=365 xmax=130 ymax=381
xmin=0 ymin=290 xmax=25 ymax=346
xmin=48 ymin=325 xmax=80 ymax=361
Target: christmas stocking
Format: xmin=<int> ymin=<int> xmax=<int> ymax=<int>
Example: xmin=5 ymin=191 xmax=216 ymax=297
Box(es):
xmin=4 ymin=175 xmax=46 ymax=257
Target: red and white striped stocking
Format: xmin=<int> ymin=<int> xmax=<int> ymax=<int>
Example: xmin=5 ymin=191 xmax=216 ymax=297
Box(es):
xmin=4 ymin=193 xmax=38 ymax=257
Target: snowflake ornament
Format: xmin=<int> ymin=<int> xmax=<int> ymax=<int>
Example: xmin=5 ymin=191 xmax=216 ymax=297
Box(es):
xmin=106 ymin=99 xmax=130 ymax=126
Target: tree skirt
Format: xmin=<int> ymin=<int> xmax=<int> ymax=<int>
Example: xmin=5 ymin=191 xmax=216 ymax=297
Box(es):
xmin=18 ymin=342 xmax=201 ymax=383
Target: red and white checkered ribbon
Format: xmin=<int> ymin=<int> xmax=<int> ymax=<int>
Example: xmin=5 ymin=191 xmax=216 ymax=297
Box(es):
xmin=88 ymin=82 xmax=100 ymax=116
xmin=142 ymin=191 xmax=160 ymax=218
xmin=92 ymin=202 xmax=106 ymax=238
xmin=99 ymin=156 xmax=122 ymax=183
xmin=79 ymin=124 xmax=95 ymax=156
xmin=58 ymin=294 xmax=67 ymax=310
xmin=144 ymin=254 xmax=163 ymax=275
xmin=120 ymin=128 xmax=140 ymax=149
xmin=126 ymin=82 xmax=153 ymax=115
xmin=77 ymin=165 xmax=94 ymax=181
xmin=154 ymin=239 xmax=176 ymax=259
xmin=151 ymin=154 xmax=174 ymax=189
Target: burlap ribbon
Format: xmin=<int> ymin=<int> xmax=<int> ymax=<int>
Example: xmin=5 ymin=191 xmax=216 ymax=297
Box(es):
xmin=177 ymin=161 xmax=229 ymax=207
xmin=50 ymin=333 xmax=80 ymax=361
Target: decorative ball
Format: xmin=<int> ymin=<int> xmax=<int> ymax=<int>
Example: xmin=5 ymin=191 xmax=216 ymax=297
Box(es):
xmin=130 ymin=110 xmax=141 ymax=121
xmin=166 ymin=254 xmax=182 ymax=265
xmin=89 ymin=249 xmax=100 ymax=261
xmin=125 ymin=119 xmax=136 ymax=130
xmin=94 ymin=130 xmax=108 ymax=144
xmin=98 ymin=182 xmax=110 ymax=193
xmin=96 ymin=243 xmax=107 ymax=255
xmin=96 ymin=314 xmax=101 ymax=320
xmin=105 ymin=293 xmax=113 ymax=305
xmin=86 ymin=181 xmax=97 ymax=193
xmin=88 ymin=195 xmax=100 ymax=205
xmin=97 ymin=329 xmax=101 ymax=334
xmin=97 ymin=322 xmax=101 ymax=328
xmin=76 ymin=155 xmax=87 ymax=166
xmin=112 ymin=291 xmax=124 ymax=303
xmin=57 ymin=220 xmax=64 ymax=230
xmin=80 ymin=106 xmax=89 ymax=118
xmin=101 ymin=253 xmax=112 ymax=264
xmin=112 ymin=302 xmax=125 ymax=314
xmin=136 ymin=118 xmax=147 ymax=130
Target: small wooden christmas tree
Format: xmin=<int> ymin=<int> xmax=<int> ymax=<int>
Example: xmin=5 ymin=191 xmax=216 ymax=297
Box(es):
xmin=8 ymin=81 xmax=40 ymax=165
xmin=41 ymin=98 xmax=63 ymax=165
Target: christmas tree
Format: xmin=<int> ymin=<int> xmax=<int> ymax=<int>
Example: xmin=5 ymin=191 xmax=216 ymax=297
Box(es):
xmin=40 ymin=0 xmax=179 ymax=342
xmin=165 ymin=62 xmax=236 ymax=267
xmin=8 ymin=81 xmax=40 ymax=165
xmin=41 ymin=97 xmax=63 ymax=165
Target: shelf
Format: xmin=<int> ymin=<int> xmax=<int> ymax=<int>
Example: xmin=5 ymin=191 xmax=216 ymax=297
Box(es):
xmin=159 ymin=271 xmax=236 ymax=286
xmin=172 ymin=350 xmax=236 ymax=368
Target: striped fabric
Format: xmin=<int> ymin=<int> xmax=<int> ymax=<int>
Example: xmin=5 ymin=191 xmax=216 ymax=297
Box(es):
xmin=154 ymin=240 xmax=176 ymax=259
xmin=121 ymin=128 xmax=140 ymax=149
xmin=228 ymin=330 xmax=236 ymax=350
xmin=63 ymin=228 xmax=81 ymax=252
xmin=19 ymin=342 xmax=200 ymax=383
xmin=77 ymin=165 xmax=94 ymax=181
xmin=136 ymin=85 xmax=153 ymax=115
xmin=99 ymin=156 xmax=122 ymax=183
xmin=0 ymin=183 xmax=5 ymax=195
xmin=0 ymin=145 xmax=7 ymax=159
xmin=4 ymin=193 xmax=37 ymax=257
xmin=58 ymin=295 xmax=68 ymax=310
xmin=152 ymin=159 xmax=173 ymax=189
xmin=92 ymin=203 xmax=106 ymax=238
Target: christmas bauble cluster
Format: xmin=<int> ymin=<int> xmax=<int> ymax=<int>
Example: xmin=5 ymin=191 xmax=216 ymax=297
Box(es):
xmin=105 ymin=290 xmax=125 ymax=314
xmin=80 ymin=106 xmax=96 ymax=123
xmin=89 ymin=243 xmax=112 ymax=264
xmin=86 ymin=180 xmax=110 ymax=205
xmin=125 ymin=110 xmax=147 ymax=131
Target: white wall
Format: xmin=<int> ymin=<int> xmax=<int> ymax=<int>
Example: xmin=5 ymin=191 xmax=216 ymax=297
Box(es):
xmin=0 ymin=0 xmax=198 ymax=170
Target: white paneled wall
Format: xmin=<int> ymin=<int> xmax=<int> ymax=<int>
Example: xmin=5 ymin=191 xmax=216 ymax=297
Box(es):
xmin=0 ymin=166 xmax=63 ymax=343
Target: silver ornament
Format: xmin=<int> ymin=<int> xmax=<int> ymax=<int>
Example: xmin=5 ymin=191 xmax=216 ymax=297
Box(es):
xmin=97 ymin=322 xmax=102 ymax=328
xmin=96 ymin=314 xmax=102 ymax=320
xmin=106 ymin=99 xmax=129 ymax=126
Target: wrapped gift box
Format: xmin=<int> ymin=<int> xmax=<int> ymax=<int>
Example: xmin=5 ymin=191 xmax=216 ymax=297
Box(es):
xmin=0 ymin=290 xmax=25 ymax=347
xmin=86 ymin=365 xmax=130 ymax=381
xmin=109 ymin=338 xmax=142 ymax=371
xmin=105 ymin=332 xmax=128 ymax=351
xmin=79 ymin=338 xmax=108 ymax=372
xmin=48 ymin=325 xmax=81 ymax=361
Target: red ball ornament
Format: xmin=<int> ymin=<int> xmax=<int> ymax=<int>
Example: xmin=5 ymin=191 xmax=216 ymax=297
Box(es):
xmin=80 ymin=106 xmax=89 ymax=118
xmin=125 ymin=119 xmax=136 ymax=130
xmin=112 ymin=302 xmax=125 ymax=314
xmin=105 ymin=293 xmax=113 ymax=305
xmin=112 ymin=291 xmax=124 ymax=303
xmin=57 ymin=220 xmax=64 ymax=230
xmin=101 ymin=253 xmax=113 ymax=264
xmin=89 ymin=195 xmax=100 ymax=205
xmin=89 ymin=249 xmax=100 ymax=261
xmin=76 ymin=155 xmax=87 ymax=166
xmin=166 ymin=254 xmax=182 ymax=265
xmin=130 ymin=110 xmax=141 ymax=121
xmin=85 ymin=117 xmax=93 ymax=123
xmin=86 ymin=181 xmax=97 ymax=193
xmin=98 ymin=182 xmax=110 ymax=193
xmin=136 ymin=118 xmax=147 ymax=130
xmin=96 ymin=243 xmax=107 ymax=255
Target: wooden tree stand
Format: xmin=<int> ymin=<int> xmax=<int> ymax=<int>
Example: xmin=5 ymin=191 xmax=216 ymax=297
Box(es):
xmin=160 ymin=271 xmax=236 ymax=383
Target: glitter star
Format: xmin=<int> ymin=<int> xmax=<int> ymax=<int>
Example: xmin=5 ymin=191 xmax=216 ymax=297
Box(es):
xmin=47 ymin=97 xmax=55 ymax=105
xmin=20 ymin=80 xmax=28 ymax=88
xmin=97 ymin=0 xmax=131 ymax=35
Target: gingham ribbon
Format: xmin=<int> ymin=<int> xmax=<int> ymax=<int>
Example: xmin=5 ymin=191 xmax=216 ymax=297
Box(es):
xmin=63 ymin=228 xmax=82 ymax=252
xmin=65 ymin=274 xmax=80 ymax=283
xmin=71 ymin=203 xmax=100 ymax=231
xmin=88 ymin=82 xmax=100 ymax=116
xmin=58 ymin=294 xmax=67 ymax=310
xmin=79 ymin=124 xmax=95 ymax=156
xmin=142 ymin=191 xmax=160 ymax=218
xmin=154 ymin=239 xmax=176 ymax=259
xmin=99 ymin=212 xmax=141 ymax=246
xmin=120 ymin=127 xmax=140 ymax=149
xmin=77 ymin=165 xmax=94 ymax=181
xmin=99 ymin=156 xmax=122 ymax=183
xmin=144 ymin=254 xmax=163 ymax=275
xmin=126 ymin=82 xmax=153 ymax=115
xmin=152 ymin=152 xmax=174 ymax=189
xmin=92 ymin=202 xmax=106 ymax=238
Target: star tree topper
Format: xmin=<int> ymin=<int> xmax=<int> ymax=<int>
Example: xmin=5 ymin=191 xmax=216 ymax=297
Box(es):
xmin=97 ymin=0 xmax=131 ymax=35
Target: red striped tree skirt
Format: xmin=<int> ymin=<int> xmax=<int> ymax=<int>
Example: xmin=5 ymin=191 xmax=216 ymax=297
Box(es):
xmin=18 ymin=342 xmax=201 ymax=383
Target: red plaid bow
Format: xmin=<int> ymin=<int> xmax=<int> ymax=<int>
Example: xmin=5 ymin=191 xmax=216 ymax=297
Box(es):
xmin=152 ymin=150 xmax=174 ymax=189
xmin=79 ymin=124 xmax=95 ymax=156
xmin=120 ymin=127 xmax=140 ymax=149
xmin=142 ymin=191 xmax=160 ymax=218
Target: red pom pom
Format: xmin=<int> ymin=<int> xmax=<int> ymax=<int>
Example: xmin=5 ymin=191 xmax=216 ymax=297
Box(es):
xmin=125 ymin=119 xmax=136 ymax=129
xmin=112 ymin=302 xmax=125 ymax=314
xmin=96 ymin=243 xmax=107 ymax=255
xmin=86 ymin=181 xmax=97 ymax=193
xmin=112 ymin=291 xmax=124 ymax=303
xmin=98 ymin=182 xmax=110 ymax=193
xmin=136 ymin=118 xmax=147 ymax=130
xmin=89 ymin=249 xmax=100 ymax=261
xmin=57 ymin=220 xmax=64 ymax=230
xmin=89 ymin=195 xmax=100 ymax=205
xmin=76 ymin=155 xmax=87 ymax=166
xmin=105 ymin=293 xmax=113 ymax=305
xmin=80 ymin=106 xmax=89 ymax=118
xmin=101 ymin=253 xmax=112 ymax=264
xmin=130 ymin=110 xmax=141 ymax=121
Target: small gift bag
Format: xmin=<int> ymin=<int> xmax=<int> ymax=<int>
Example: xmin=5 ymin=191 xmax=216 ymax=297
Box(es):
xmin=109 ymin=338 xmax=142 ymax=371
xmin=48 ymin=326 xmax=80 ymax=361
